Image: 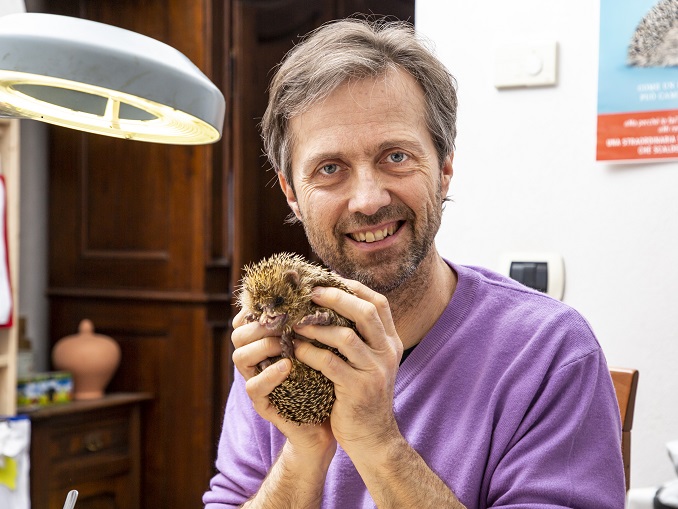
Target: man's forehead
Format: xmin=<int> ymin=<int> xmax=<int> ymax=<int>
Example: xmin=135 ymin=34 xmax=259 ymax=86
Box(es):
xmin=289 ymin=70 xmax=426 ymax=137
xmin=291 ymin=67 xmax=421 ymax=117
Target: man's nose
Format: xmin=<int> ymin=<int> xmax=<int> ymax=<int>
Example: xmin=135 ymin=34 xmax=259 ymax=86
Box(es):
xmin=347 ymin=167 xmax=391 ymax=216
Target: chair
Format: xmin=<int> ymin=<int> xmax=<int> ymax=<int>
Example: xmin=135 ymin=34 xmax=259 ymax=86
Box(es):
xmin=610 ymin=367 xmax=639 ymax=491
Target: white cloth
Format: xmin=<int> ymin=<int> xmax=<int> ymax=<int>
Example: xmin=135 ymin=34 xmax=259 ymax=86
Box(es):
xmin=0 ymin=417 xmax=31 ymax=509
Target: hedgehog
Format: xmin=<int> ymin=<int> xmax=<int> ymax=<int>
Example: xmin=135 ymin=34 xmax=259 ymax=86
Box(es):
xmin=237 ymin=252 xmax=361 ymax=424
xmin=627 ymin=0 xmax=678 ymax=67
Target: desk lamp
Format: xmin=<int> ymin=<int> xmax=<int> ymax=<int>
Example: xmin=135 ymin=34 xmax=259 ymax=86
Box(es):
xmin=0 ymin=12 xmax=225 ymax=144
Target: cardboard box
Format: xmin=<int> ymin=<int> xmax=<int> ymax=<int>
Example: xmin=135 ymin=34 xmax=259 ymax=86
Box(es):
xmin=17 ymin=371 xmax=73 ymax=408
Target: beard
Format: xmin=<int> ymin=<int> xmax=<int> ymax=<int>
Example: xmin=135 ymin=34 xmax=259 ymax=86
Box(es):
xmin=299 ymin=184 xmax=444 ymax=295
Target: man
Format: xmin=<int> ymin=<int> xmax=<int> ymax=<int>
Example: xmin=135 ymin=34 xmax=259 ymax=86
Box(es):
xmin=204 ymin=18 xmax=625 ymax=509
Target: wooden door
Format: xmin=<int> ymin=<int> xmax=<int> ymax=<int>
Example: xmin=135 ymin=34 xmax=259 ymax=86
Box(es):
xmin=45 ymin=1 xmax=228 ymax=508
xmin=230 ymin=0 xmax=416 ymax=285
xmin=45 ymin=1 xmax=414 ymax=508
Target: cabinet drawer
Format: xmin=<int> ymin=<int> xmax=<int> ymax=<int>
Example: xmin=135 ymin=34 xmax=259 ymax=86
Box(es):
xmin=48 ymin=414 xmax=130 ymax=462
xmin=40 ymin=410 xmax=134 ymax=488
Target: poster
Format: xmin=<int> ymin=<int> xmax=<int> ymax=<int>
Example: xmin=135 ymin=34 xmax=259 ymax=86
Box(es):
xmin=0 ymin=175 xmax=11 ymax=328
xmin=597 ymin=0 xmax=678 ymax=162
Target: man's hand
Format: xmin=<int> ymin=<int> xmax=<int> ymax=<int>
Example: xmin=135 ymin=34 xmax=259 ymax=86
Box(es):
xmin=292 ymin=278 xmax=404 ymax=455
xmin=231 ymin=309 xmax=337 ymax=458
xmin=230 ymin=309 xmax=336 ymax=508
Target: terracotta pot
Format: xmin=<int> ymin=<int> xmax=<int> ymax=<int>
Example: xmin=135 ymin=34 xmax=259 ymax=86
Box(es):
xmin=52 ymin=319 xmax=121 ymax=400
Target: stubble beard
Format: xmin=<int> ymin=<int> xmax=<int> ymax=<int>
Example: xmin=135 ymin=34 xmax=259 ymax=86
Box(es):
xmin=300 ymin=188 xmax=444 ymax=295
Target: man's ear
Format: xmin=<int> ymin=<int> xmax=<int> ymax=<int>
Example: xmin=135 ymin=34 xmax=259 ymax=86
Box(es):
xmin=278 ymin=172 xmax=302 ymax=221
xmin=441 ymin=153 xmax=454 ymax=196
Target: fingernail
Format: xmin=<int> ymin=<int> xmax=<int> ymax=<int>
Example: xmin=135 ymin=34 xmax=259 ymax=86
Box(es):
xmin=312 ymin=287 xmax=325 ymax=297
xmin=277 ymin=360 xmax=290 ymax=373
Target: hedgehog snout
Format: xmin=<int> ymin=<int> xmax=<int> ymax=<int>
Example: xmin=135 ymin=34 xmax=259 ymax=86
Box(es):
xmin=259 ymin=312 xmax=288 ymax=330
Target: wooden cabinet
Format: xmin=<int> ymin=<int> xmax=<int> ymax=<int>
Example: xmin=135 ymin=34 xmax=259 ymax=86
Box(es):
xmin=26 ymin=393 xmax=151 ymax=509
xmin=43 ymin=1 xmax=414 ymax=507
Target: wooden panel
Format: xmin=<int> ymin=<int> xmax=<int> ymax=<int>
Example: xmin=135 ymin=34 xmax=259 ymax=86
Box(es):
xmin=338 ymin=0 xmax=415 ymax=21
xmin=48 ymin=130 xmax=210 ymax=291
xmin=47 ymin=0 xmax=217 ymax=293
xmin=610 ymin=367 xmax=639 ymax=490
xmin=230 ymin=0 xmax=324 ymax=288
xmin=81 ymin=137 xmax=170 ymax=258
xmin=610 ymin=367 xmax=639 ymax=432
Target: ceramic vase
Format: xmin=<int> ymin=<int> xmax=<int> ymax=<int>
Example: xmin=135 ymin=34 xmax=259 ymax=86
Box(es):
xmin=52 ymin=319 xmax=121 ymax=400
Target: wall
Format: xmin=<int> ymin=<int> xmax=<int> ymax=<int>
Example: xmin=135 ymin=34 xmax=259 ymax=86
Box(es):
xmin=19 ymin=119 xmax=48 ymax=372
xmin=417 ymin=0 xmax=678 ymax=490
xmin=18 ymin=0 xmax=49 ymax=374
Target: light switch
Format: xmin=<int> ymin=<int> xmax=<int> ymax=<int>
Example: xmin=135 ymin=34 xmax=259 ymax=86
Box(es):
xmin=510 ymin=262 xmax=548 ymax=293
xmin=494 ymin=41 xmax=558 ymax=89
xmin=500 ymin=252 xmax=565 ymax=300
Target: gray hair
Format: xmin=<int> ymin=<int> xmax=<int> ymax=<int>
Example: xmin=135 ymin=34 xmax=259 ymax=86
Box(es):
xmin=260 ymin=18 xmax=458 ymax=186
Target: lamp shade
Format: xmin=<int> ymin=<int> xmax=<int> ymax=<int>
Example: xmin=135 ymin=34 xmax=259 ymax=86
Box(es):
xmin=0 ymin=13 xmax=225 ymax=144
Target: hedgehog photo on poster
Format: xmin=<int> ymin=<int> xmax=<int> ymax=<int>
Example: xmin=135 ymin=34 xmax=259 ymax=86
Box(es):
xmin=628 ymin=0 xmax=678 ymax=67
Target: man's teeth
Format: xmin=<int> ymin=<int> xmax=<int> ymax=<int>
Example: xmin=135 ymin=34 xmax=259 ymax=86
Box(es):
xmin=350 ymin=224 xmax=397 ymax=243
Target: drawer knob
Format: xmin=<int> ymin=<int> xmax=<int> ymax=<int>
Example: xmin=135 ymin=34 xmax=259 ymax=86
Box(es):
xmin=84 ymin=432 xmax=104 ymax=452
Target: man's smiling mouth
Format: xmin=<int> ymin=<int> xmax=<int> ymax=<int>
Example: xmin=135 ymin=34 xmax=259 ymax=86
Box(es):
xmin=348 ymin=222 xmax=401 ymax=243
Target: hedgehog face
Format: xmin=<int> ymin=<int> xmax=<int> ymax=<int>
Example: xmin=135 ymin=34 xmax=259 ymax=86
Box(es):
xmin=253 ymin=293 xmax=289 ymax=330
xmin=242 ymin=266 xmax=309 ymax=331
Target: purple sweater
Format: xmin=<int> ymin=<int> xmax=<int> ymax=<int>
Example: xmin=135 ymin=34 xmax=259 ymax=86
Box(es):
xmin=204 ymin=263 xmax=626 ymax=508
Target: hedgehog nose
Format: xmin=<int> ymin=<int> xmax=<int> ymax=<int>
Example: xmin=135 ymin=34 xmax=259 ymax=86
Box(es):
xmin=259 ymin=312 xmax=288 ymax=330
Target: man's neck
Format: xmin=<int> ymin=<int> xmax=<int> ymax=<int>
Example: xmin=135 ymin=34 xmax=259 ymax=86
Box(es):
xmin=386 ymin=251 xmax=457 ymax=350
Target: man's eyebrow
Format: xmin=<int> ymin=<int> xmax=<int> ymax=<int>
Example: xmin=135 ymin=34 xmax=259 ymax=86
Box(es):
xmin=376 ymin=139 xmax=427 ymax=154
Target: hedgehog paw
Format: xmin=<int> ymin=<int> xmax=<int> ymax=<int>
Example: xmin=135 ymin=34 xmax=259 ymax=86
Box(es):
xmin=257 ymin=358 xmax=273 ymax=372
xmin=280 ymin=332 xmax=295 ymax=359
xmin=298 ymin=310 xmax=333 ymax=326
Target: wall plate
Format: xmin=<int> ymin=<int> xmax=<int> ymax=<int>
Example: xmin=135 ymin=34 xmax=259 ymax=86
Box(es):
xmin=499 ymin=252 xmax=565 ymax=300
xmin=494 ymin=41 xmax=558 ymax=89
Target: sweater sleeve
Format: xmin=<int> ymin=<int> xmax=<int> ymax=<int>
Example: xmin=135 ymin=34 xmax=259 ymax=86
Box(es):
xmin=487 ymin=349 xmax=626 ymax=509
xmin=203 ymin=372 xmax=275 ymax=508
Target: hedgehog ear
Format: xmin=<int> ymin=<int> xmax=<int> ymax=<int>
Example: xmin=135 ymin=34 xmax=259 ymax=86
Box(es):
xmin=283 ymin=269 xmax=300 ymax=290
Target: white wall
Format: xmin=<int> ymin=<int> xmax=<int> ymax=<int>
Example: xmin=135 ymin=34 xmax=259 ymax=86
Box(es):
xmin=418 ymin=0 xmax=678 ymax=490
xmin=18 ymin=120 xmax=48 ymax=372
xmin=18 ymin=0 xmax=49 ymax=373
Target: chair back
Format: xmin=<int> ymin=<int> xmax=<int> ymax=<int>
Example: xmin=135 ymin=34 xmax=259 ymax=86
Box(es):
xmin=609 ymin=367 xmax=639 ymax=491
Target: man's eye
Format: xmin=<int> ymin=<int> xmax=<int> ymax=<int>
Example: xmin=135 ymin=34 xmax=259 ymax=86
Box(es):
xmin=387 ymin=152 xmax=408 ymax=163
xmin=319 ymin=164 xmax=339 ymax=175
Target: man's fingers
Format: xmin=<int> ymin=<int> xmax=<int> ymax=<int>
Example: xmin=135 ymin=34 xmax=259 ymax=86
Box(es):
xmin=311 ymin=285 xmax=396 ymax=340
xmin=294 ymin=339 xmax=350 ymax=382
xmin=232 ymin=308 xmax=249 ymax=329
xmin=245 ymin=358 xmax=291 ymax=400
xmin=339 ymin=279 xmax=396 ymax=333
xmin=232 ymin=336 xmax=284 ymax=379
xmin=232 ymin=320 xmax=281 ymax=349
xmin=295 ymin=325 xmax=363 ymax=365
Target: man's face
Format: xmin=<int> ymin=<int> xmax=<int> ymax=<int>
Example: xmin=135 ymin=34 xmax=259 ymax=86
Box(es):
xmin=279 ymin=68 xmax=453 ymax=294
